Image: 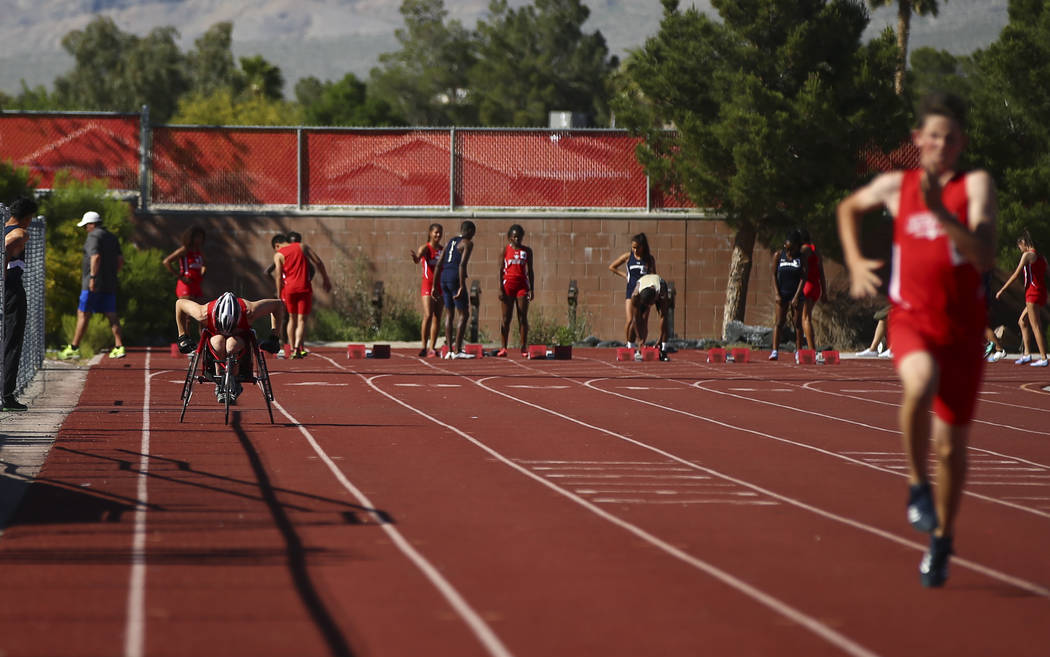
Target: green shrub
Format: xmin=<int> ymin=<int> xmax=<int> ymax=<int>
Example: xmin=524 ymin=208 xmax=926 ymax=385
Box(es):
xmin=309 ymin=253 xmax=421 ymax=342
xmin=523 ymin=309 xmax=592 ymax=346
xmin=55 ymin=313 xmax=115 ymax=357
xmin=39 ymin=173 xmax=167 ymax=346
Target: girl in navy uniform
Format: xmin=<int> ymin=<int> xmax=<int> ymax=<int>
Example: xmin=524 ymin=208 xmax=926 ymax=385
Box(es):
xmin=609 ymin=233 xmax=656 ymax=348
xmin=770 ymin=230 xmax=807 ymax=361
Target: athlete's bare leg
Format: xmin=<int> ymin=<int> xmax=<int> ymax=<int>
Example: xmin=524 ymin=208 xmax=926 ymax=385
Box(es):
xmin=771 ymin=301 xmax=786 ymax=352
xmin=897 ymin=351 xmax=938 ymax=486
xmin=801 ymin=298 xmax=817 ymax=350
xmin=623 ymin=298 xmax=635 ymax=345
xmin=931 ymin=418 xmax=969 ymax=538
xmin=454 ymin=306 xmax=469 ymax=353
xmin=1026 ymin=302 xmax=1047 ymax=359
xmin=516 ymin=296 xmax=530 ymax=349
xmin=500 ymin=296 xmax=514 ymax=350
xmin=429 ymin=300 xmax=443 ymax=351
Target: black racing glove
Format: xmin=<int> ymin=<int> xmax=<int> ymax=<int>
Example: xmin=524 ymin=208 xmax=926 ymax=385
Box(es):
xmin=258 ymin=333 xmax=281 ymax=354
xmin=177 ymin=334 xmax=195 ymax=354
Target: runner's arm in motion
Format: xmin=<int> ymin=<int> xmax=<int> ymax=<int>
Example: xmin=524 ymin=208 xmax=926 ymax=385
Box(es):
xmin=922 ymin=169 xmax=997 ymax=272
xmin=996 ymin=250 xmax=1035 ymax=299
xmin=837 ymin=171 xmax=902 ymax=298
xmin=273 ymin=252 xmax=285 ymax=297
xmin=303 ymin=244 xmax=332 ymax=292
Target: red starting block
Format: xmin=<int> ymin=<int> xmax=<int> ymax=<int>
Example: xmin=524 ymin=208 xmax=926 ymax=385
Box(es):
xmin=795 ymin=349 xmax=816 ymax=364
xmin=731 ymin=347 xmax=751 ymax=363
xmin=440 ymin=344 xmax=450 ymax=358
xmin=640 ymin=346 xmax=660 ymax=361
xmin=464 ymin=344 xmax=484 ymax=358
xmin=821 ymin=350 xmax=840 ymax=364
xmin=527 ymin=344 xmax=548 ymax=359
xmin=371 ymin=344 xmax=391 ymax=359
xmin=552 ymin=345 xmax=572 ymax=360
xmin=347 ymin=344 xmax=366 ymax=359
xmin=616 ymin=347 xmax=635 ymax=361
xmin=170 ymin=342 xmax=180 ymax=358
xmin=283 ymin=343 xmax=292 ymax=359
xmin=707 ymin=347 xmax=726 ymax=363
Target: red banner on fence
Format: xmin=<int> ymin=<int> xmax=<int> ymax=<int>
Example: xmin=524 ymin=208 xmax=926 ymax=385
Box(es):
xmin=0 ymin=114 xmax=139 ymax=190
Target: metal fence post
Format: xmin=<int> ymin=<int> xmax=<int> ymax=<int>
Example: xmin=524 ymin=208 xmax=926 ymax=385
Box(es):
xmin=449 ymin=127 xmax=456 ymax=211
xmin=297 ymin=127 xmax=304 ymax=210
xmin=139 ymin=105 xmax=151 ymax=211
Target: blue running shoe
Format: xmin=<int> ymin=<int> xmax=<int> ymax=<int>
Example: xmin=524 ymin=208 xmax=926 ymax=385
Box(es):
xmin=907 ymin=482 xmax=939 ymax=533
xmin=920 ymin=534 xmax=953 ymax=588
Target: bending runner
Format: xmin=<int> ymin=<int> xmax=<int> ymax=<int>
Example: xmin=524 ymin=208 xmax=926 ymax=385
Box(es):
xmin=175 ymin=292 xmax=282 ymax=403
xmin=630 ymin=273 xmax=671 ymax=361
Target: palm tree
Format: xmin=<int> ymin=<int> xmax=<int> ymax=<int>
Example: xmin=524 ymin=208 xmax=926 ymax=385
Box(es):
xmin=869 ymin=0 xmax=942 ymax=95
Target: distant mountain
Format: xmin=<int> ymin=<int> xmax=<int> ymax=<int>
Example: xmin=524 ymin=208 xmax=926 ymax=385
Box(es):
xmin=0 ymin=0 xmax=1009 ymax=99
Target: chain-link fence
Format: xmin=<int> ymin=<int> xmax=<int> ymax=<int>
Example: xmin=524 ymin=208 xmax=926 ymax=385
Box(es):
xmin=2 ymin=210 xmax=46 ymax=402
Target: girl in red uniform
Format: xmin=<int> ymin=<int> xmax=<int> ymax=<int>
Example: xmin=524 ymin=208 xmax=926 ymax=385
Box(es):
xmin=497 ymin=224 xmax=535 ymax=357
xmin=163 ymin=226 xmax=206 ymax=301
xmin=996 ymin=229 xmax=1048 ymax=366
xmin=410 ymin=223 xmax=444 ymax=357
xmin=798 ymin=228 xmax=827 ymax=352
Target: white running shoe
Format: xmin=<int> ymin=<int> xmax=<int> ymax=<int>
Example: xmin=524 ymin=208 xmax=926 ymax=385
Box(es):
xmin=1031 ymin=359 xmax=1049 ymax=367
xmin=457 ymin=351 xmax=476 ymax=359
xmin=1016 ymin=355 xmax=1033 ymax=365
xmin=879 ymin=349 xmax=893 ymax=359
xmin=768 ymin=350 xmax=778 ymax=361
xmin=443 ymin=351 xmax=455 ymax=360
xmin=990 ymin=350 xmax=1006 ymax=363
xmin=855 ymin=348 xmax=878 ymax=358
xmin=633 ymin=350 xmax=643 ymax=362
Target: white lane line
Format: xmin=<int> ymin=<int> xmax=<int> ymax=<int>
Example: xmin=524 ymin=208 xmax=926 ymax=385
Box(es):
xmin=728 ymin=388 xmax=793 ymax=392
xmin=531 ymin=466 xmax=694 ymax=472
xmin=544 ymin=474 xmax=711 ymax=479
xmin=361 ymin=377 xmax=885 ymax=657
xmin=124 ymin=350 xmax=155 ymax=657
xmin=593 ymin=499 xmax=779 ymax=506
xmin=274 ymin=386 xmax=513 ymax=657
xmin=288 ymin=382 xmax=350 ymax=387
xmin=517 ymin=460 xmax=669 ymax=465
xmin=507 ymin=385 xmax=570 ymax=389
xmin=486 ymin=363 xmax=1050 ymax=598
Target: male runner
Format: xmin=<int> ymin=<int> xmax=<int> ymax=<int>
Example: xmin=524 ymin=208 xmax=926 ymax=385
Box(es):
xmin=175 ymin=292 xmax=282 ymax=403
xmin=272 ymin=233 xmax=319 ymax=359
xmin=837 ymin=92 xmax=997 ymax=587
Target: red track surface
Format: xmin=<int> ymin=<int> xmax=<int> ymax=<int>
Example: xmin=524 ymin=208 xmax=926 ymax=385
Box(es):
xmin=1 ymin=348 xmax=1048 ymax=657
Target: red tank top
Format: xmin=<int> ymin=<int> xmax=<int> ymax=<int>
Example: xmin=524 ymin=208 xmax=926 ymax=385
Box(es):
xmin=278 ymin=243 xmax=310 ymax=294
xmin=179 ymin=249 xmax=204 ymax=282
xmin=890 ymin=169 xmax=984 ymax=343
xmin=503 ymin=244 xmax=529 ymax=282
xmin=1024 ymin=249 xmax=1047 ymax=301
xmin=204 ymin=297 xmax=251 ymax=335
xmin=804 ymin=244 xmax=821 ymax=287
xmin=421 ymin=243 xmax=440 ymax=286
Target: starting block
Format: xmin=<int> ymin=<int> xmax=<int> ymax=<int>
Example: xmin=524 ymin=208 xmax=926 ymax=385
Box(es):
xmin=616 ymin=347 xmax=635 ymax=362
xmin=795 ymin=349 xmax=816 ymax=364
xmin=706 ymin=347 xmax=726 ymax=363
xmin=347 ymin=344 xmax=367 ymax=359
xmin=371 ymin=344 xmax=391 ymax=359
xmin=640 ymin=346 xmax=660 ymax=361
xmin=527 ymin=344 xmax=548 ymax=359
xmin=464 ymin=344 xmax=484 ymax=358
xmin=730 ymin=347 xmax=751 ymax=363
xmin=821 ymin=350 xmax=840 ymax=364
xmin=170 ymin=342 xmax=180 ymax=358
xmin=552 ymin=345 xmax=572 ymax=360
xmin=283 ymin=343 xmax=292 ymax=359
xmin=440 ymin=344 xmax=450 ymax=358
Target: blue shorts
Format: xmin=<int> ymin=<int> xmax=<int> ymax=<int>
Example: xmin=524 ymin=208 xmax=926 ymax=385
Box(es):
xmin=78 ymin=290 xmax=117 ymax=314
xmin=441 ymin=278 xmax=468 ymax=312
xmin=626 ymin=279 xmax=638 ymax=300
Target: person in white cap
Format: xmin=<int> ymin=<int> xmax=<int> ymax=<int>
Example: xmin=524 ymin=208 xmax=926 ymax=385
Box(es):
xmin=59 ymin=211 xmax=127 ymax=359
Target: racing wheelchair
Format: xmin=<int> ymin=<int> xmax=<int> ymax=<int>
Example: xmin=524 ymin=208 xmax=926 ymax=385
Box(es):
xmin=179 ymin=328 xmax=276 ymax=424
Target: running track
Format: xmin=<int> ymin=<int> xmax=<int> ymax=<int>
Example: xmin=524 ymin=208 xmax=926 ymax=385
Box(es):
xmin=1 ymin=348 xmax=1048 ymax=657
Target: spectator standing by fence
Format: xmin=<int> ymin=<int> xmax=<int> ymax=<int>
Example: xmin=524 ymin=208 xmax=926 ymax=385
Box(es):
xmin=163 ymin=226 xmax=207 ymax=301
xmin=4 ymin=197 xmax=38 ymax=411
xmin=60 ymin=211 xmax=126 ymax=360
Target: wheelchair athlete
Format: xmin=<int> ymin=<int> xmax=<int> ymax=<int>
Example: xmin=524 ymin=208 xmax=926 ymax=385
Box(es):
xmin=175 ymin=292 xmax=283 ymax=403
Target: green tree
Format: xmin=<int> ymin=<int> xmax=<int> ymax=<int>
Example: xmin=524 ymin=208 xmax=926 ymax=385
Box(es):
xmin=52 ymin=16 xmax=189 ymax=121
xmin=171 ymin=88 xmax=302 ymax=126
xmin=239 ymin=55 xmax=285 ymax=100
xmin=370 ymin=0 xmax=478 ymax=125
xmin=470 ymin=0 xmax=617 ymax=126
xmin=613 ymin=0 xmax=904 ymax=337
xmin=968 ymin=0 xmax=1050 ymax=264
xmin=867 ymin=0 xmax=942 ymax=95
xmin=908 ymin=47 xmax=975 ymax=102
xmin=187 ymin=22 xmax=241 ymax=97
xmin=297 ymin=73 xmax=404 ymax=126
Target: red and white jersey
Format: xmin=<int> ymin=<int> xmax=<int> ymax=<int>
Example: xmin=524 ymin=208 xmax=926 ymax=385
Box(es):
xmin=204 ymin=296 xmax=252 ymax=336
xmin=179 ymin=249 xmax=204 ymax=282
xmin=889 ymin=169 xmax=984 ymax=343
xmin=502 ymin=244 xmax=530 ymax=283
xmin=1023 ymin=248 xmax=1047 ymax=303
xmin=421 ymin=243 xmax=440 ymax=287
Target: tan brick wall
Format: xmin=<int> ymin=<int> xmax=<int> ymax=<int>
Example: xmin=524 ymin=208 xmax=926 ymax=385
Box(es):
xmin=134 ymin=212 xmax=792 ymax=342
